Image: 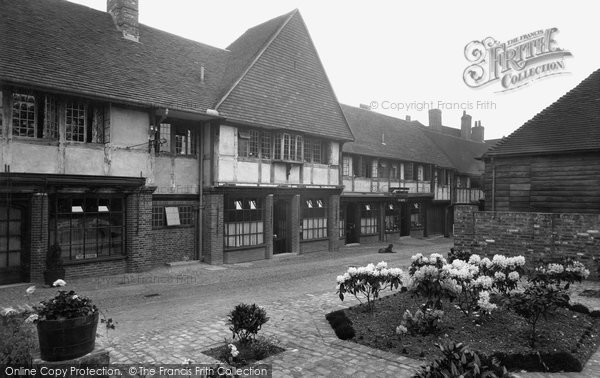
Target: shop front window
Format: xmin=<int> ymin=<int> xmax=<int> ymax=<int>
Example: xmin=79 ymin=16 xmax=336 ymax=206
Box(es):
xmin=50 ymin=196 xmax=124 ymax=260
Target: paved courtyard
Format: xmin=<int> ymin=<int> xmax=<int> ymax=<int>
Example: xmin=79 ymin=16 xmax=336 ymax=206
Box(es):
xmin=2 ymin=237 xmax=600 ymax=377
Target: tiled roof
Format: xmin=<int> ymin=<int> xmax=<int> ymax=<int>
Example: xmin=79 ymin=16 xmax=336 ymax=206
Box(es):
xmin=340 ymin=105 xmax=454 ymax=168
xmin=421 ymin=129 xmax=490 ymax=176
xmin=0 ymin=0 xmax=228 ymax=114
xmin=485 ymin=68 xmax=600 ymax=157
xmin=1 ymin=0 xmax=354 ymax=143
xmin=216 ymin=11 xmax=354 ymax=141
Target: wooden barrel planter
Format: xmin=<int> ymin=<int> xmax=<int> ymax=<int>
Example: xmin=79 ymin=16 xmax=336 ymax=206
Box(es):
xmin=37 ymin=312 xmax=99 ymax=361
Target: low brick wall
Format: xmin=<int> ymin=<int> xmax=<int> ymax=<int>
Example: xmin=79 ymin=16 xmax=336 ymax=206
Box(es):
xmin=454 ymin=205 xmax=600 ymax=277
xmin=64 ymin=258 xmax=127 ymax=279
xmin=300 ymin=239 xmax=329 ymax=253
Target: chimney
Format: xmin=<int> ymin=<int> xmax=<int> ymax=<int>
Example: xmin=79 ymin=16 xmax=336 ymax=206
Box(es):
xmin=471 ymin=120 xmax=485 ymax=142
xmin=359 ymin=103 xmax=371 ymax=111
xmin=428 ymin=109 xmax=442 ymax=130
xmin=460 ymin=110 xmax=472 ymax=140
xmin=107 ymin=0 xmax=139 ymax=42
xmin=405 ymin=115 xmax=411 ymax=121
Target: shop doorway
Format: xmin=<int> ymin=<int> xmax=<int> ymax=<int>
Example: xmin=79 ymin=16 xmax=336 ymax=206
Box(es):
xmin=0 ymin=204 xmax=29 ymax=285
xmin=273 ymin=199 xmax=289 ymax=254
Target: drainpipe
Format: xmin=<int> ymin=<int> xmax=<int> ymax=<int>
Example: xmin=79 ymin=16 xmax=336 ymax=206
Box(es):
xmin=197 ymin=124 xmax=205 ymax=261
xmin=491 ymin=157 xmax=496 ymax=212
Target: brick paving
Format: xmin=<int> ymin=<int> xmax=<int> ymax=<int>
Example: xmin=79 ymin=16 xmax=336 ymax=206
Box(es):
xmin=3 ymin=237 xmax=600 ymax=377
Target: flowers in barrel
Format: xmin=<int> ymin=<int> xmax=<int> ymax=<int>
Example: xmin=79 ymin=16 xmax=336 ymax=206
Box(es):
xmin=33 ymin=280 xmax=98 ymax=321
xmin=336 ymin=261 xmax=405 ymax=311
xmin=24 ymin=280 xmax=114 ymax=361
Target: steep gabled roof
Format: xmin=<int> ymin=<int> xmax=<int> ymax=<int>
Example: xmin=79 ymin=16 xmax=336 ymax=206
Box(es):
xmin=216 ymin=11 xmax=353 ymax=141
xmin=340 ymin=105 xmax=453 ymax=168
xmin=0 ymin=0 xmax=228 ymax=114
xmin=421 ymin=129 xmax=491 ymax=176
xmin=485 ymin=68 xmax=600 ymax=157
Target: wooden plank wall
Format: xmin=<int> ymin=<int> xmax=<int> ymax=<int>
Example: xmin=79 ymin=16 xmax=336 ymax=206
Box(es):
xmin=484 ymin=152 xmax=600 ymax=213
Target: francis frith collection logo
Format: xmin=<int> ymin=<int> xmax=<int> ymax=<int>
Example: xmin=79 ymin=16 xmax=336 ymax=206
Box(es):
xmin=463 ymin=28 xmax=572 ymax=92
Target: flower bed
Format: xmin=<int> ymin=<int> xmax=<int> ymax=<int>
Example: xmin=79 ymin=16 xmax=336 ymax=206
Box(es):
xmin=339 ymin=291 xmax=600 ymax=372
xmin=331 ymin=254 xmax=599 ymax=373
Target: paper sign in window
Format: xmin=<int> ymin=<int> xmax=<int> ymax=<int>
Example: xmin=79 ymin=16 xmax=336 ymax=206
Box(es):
xmin=165 ymin=206 xmax=181 ymax=226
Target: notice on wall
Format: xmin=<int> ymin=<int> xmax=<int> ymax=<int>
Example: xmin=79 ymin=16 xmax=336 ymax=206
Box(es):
xmin=165 ymin=206 xmax=181 ymax=226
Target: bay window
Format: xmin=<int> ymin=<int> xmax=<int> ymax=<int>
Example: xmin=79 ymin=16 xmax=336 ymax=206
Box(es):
xmin=224 ymin=197 xmax=264 ymax=248
xmin=301 ymin=198 xmax=327 ymax=240
xmin=360 ymin=203 xmax=379 ymax=235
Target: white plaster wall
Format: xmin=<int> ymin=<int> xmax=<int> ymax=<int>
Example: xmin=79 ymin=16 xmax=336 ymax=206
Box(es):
xmin=110 ymin=106 xmax=149 ymax=147
xmin=261 ymin=163 xmax=271 ymax=183
xmin=236 ymin=161 xmax=260 ymax=183
xmin=64 ymin=146 xmax=105 ymax=175
xmin=6 ymin=142 xmax=59 ymax=174
xmin=330 ymin=142 xmax=340 ymax=165
xmin=311 ymin=166 xmax=329 ymax=185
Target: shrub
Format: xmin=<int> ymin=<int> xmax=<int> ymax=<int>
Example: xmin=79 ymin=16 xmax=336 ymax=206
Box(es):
xmin=413 ymin=341 xmax=511 ymax=378
xmin=397 ymin=307 xmax=443 ymax=336
xmin=408 ymin=253 xmax=524 ymax=316
xmin=337 ymin=261 xmax=404 ymax=311
xmin=504 ymin=282 xmax=570 ymax=348
xmin=569 ymin=303 xmax=590 ymax=315
xmin=214 ymin=336 xmax=283 ymax=367
xmin=447 ymin=247 xmax=472 ymax=263
xmin=325 ymin=310 xmax=355 ymax=340
xmin=0 ymin=310 xmax=37 ymax=365
xmin=228 ymin=303 xmax=269 ymax=344
xmin=407 ymin=253 xmax=451 ymax=310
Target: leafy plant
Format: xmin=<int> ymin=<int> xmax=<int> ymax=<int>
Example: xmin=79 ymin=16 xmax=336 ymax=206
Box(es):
xmin=447 ymin=247 xmax=472 ymax=263
xmin=505 ymin=284 xmax=569 ymax=348
xmin=325 ymin=310 xmax=355 ymax=340
xmin=398 ymin=307 xmax=443 ymax=336
xmin=337 ymin=261 xmax=404 ymax=311
xmin=0 ymin=310 xmax=37 ymax=365
xmin=228 ymin=303 xmax=269 ymax=344
xmin=213 ymin=336 xmax=283 ymax=367
xmin=407 ymin=254 xmax=451 ymax=310
xmin=36 ymin=288 xmax=98 ymax=320
xmin=413 ymin=341 xmax=512 ymax=378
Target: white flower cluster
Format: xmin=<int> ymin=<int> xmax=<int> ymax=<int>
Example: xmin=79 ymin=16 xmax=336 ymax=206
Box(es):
xmin=443 ymin=259 xmax=479 ymax=281
xmin=396 ymin=324 xmax=408 ymax=335
xmin=491 ymin=255 xmax=525 ymax=269
xmin=228 ymin=343 xmax=239 ymax=358
xmin=336 ymin=262 xmax=404 ymax=285
xmin=477 ymin=291 xmax=497 ymax=314
xmin=566 ymin=261 xmax=590 ymax=279
xmin=412 ymin=253 xmax=447 ymax=265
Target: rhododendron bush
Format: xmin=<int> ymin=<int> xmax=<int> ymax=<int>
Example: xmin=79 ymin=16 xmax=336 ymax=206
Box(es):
xmin=407 ymin=252 xmax=525 ymax=317
xmin=336 ymin=261 xmax=404 ymax=311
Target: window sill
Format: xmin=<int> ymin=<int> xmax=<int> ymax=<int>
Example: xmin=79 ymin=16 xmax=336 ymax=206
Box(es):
xmin=300 ymin=237 xmax=328 ymax=242
xmin=10 ymin=136 xmax=59 ymax=146
xmin=224 ymin=243 xmax=266 ymax=252
xmin=152 ymin=224 xmax=194 ymax=230
xmin=63 ymin=254 xmax=126 ymax=266
xmin=157 ymin=152 xmax=197 ymax=159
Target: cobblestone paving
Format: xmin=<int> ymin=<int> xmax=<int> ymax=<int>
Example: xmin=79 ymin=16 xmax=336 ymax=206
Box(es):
xmin=3 ymin=238 xmax=600 ymax=377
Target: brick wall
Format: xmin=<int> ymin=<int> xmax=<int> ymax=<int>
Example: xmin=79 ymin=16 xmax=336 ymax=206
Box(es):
xmin=455 ymin=205 xmax=600 ymax=277
xmin=203 ymin=193 xmax=223 ymax=264
xmin=328 ymin=194 xmax=340 ymax=252
xmin=30 ymin=193 xmax=48 ymax=282
xmin=151 ymin=199 xmax=196 ymax=264
xmin=290 ymin=194 xmax=300 ymax=254
xmin=65 ymin=258 xmax=127 ymax=278
xmin=126 ymin=187 xmax=155 ymax=272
